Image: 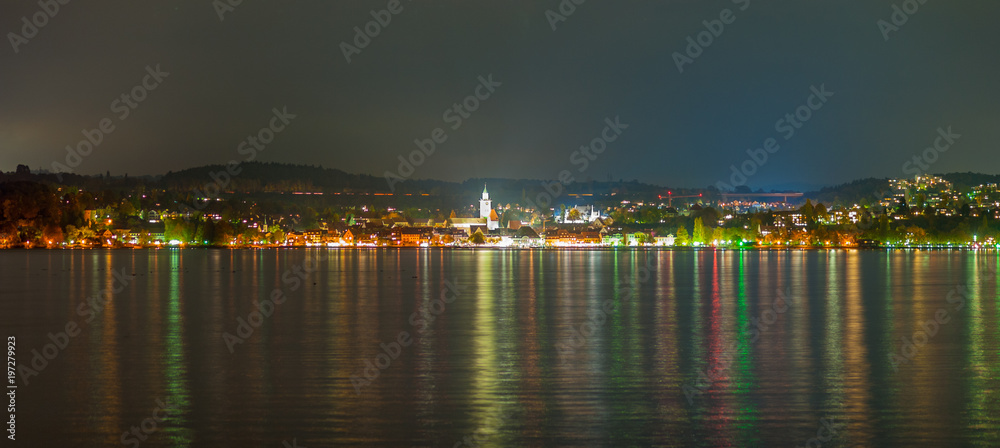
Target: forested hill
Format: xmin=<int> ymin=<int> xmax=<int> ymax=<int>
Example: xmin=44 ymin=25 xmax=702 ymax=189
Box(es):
xmin=5 ymin=162 xmax=999 ymax=207
xmin=940 ymin=172 xmax=1000 ymax=189
xmin=160 ymin=162 xmax=393 ymax=192
xmin=158 ymin=162 xmax=669 ymax=203
xmin=807 ymin=178 xmax=892 ymax=206
xmin=806 ymin=173 xmax=1000 ymax=207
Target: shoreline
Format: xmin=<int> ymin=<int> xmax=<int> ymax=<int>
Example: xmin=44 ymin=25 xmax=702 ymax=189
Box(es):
xmin=1 ymin=246 xmax=996 ymax=251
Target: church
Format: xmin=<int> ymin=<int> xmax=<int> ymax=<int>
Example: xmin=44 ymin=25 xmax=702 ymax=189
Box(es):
xmin=479 ymin=184 xmax=500 ymax=230
xmin=450 ymin=184 xmax=500 ymax=232
xmin=556 ymin=204 xmax=604 ymax=224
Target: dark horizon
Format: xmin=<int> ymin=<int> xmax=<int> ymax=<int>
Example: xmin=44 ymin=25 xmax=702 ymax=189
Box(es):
xmin=7 ymin=159 xmax=1000 ymax=195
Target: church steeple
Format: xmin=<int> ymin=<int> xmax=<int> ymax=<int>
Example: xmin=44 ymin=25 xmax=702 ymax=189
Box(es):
xmin=479 ymin=184 xmax=496 ymax=230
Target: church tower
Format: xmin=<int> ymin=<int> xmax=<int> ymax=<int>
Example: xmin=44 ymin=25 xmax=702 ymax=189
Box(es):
xmin=480 ymin=184 xmax=492 ymax=219
xmin=480 ymin=184 xmax=498 ymax=230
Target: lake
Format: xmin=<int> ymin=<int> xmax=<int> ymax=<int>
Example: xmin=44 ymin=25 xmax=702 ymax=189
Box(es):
xmin=2 ymin=249 xmax=999 ymax=447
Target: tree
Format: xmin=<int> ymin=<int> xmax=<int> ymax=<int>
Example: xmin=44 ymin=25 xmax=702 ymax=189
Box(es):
xmin=213 ymin=220 xmax=235 ymax=245
xmin=469 ymin=229 xmax=486 ymax=245
xmin=65 ymin=225 xmax=96 ymax=244
xmin=117 ymin=200 xmax=136 ymax=220
xmin=640 ymin=207 xmax=661 ymax=224
xmin=319 ymin=208 xmax=340 ymax=227
xmin=814 ymin=203 xmax=829 ymax=222
xmin=905 ymin=226 xmax=928 ymax=245
xmin=711 ymin=226 xmax=724 ymax=245
xmin=0 ymin=222 xmax=16 ymax=247
xmin=299 ymin=207 xmax=319 ymax=229
xmin=636 ymin=232 xmax=655 ymax=245
xmin=568 ymin=208 xmax=582 ymax=221
xmin=694 ymin=207 xmax=721 ymax=227
xmin=676 ymin=226 xmax=690 ymax=246
xmin=42 ymin=224 xmax=64 ymax=245
xmin=693 ymin=217 xmax=706 ymax=245
xmin=896 ymin=197 xmax=909 ymax=215
xmin=801 ymin=199 xmax=815 ymax=221
xmin=610 ymin=209 xmax=626 ymax=223
xmin=499 ymin=210 xmax=511 ymax=228
xmin=18 ymin=226 xmax=41 ymax=246
xmin=268 ymin=228 xmax=286 ymax=245
xmin=136 ymin=231 xmax=152 ymax=247
xmin=196 ymin=219 xmax=216 ymax=244
xmin=164 ymin=218 xmax=196 ymax=243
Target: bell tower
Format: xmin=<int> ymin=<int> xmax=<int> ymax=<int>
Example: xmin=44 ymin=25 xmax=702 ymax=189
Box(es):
xmin=479 ymin=184 xmax=492 ymax=220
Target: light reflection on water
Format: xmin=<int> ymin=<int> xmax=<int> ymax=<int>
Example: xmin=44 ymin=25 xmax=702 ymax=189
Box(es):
xmin=2 ymin=249 xmax=1000 ymax=447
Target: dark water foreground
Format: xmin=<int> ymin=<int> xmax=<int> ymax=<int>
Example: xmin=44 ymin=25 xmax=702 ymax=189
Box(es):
xmin=1 ymin=249 xmax=999 ymax=447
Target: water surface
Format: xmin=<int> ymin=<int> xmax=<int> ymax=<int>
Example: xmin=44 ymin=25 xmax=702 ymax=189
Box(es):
xmin=3 ymin=249 xmax=999 ymax=447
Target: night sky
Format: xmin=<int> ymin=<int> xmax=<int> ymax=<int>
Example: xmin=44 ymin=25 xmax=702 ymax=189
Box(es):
xmin=1 ymin=0 xmax=997 ymax=190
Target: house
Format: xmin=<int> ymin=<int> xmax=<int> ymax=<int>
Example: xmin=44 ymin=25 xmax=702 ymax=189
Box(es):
xmin=433 ymin=228 xmax=467 ymax=246
xmin=557 ymin=205 xmax=605 ymax=224
xmin=590 ymin=216 xmax=614 ymax=229
xmin=285 ymin=231 xmax=307 ymax=246
xmin=513 ymin=226 xmax=542 ymax=247
xmin=420 ymin=219 xmax=447 ymax=228
xmin=127 ymin=222 xmax=166 ymax=246
xmin=654 ymin=234 xmax=676 ymax=246
xmin=577 ymin=231 xmax=601 ymax=244
xmin=772 ymin=211 xmax=808 ymax=227
xmin=343 ymin=226 xmax=381 ymax=246
xmin=303 ymin=229 xmax=324 ymax=244
xmin=602 ymin=233 xmax=625 ymax=246
xmin=543 ymin=229 xmax=600 ymax=246
xmin=301 ymin=229 xmax=341 ymax=245
xmin=101 ymin=229 xmax=115 ymax=247
xmin=372 ymin=228 xmax=394 ymax=246
xmin=450 ymin=217 xmax=488 ymax=233
xmin=468 ymin=225 xmax=489 ymax=237
xmin=393 ymin=227 xmax=431 ymax=246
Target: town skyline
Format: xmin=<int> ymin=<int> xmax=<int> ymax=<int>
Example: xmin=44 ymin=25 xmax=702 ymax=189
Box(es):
xmin=2 ymin=162 xmax=997 ymax=250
